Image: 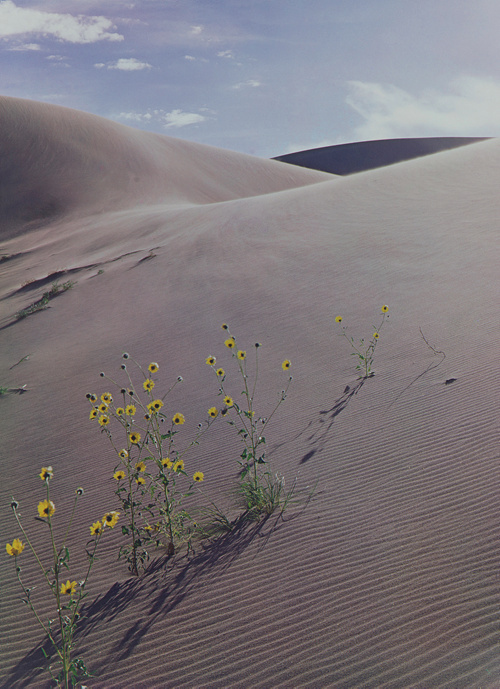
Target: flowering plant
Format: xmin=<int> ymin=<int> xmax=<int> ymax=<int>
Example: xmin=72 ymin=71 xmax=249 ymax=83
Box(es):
xmin=6 ymin=467 xmax=113 ymax=688
xmin=335 ymin=305 xmax=389 ymax=378
xmin=206 ymin=325 xmax=294 ymax=520
xmin=88 ymin=355 xmax=214 ymax=572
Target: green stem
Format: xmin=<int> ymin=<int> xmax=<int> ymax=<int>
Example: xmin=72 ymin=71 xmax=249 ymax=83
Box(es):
xmin=60 ymin=495 xmax=78 ymax=552
xmin=11 ymin=508 xmax=53 ymax=589
xmin=15 ymin=563 xmax=62 ymax=660
xmin=69 ymin=528 xmax=102 ymax=631
xmin=43 ymin=483 xmax=70 ymax=689
xmin=125 ymin=462 xmax=139 ymax=576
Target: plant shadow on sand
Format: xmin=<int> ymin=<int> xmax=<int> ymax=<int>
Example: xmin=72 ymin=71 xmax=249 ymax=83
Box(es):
xmin=1 ymin=512 xmax=294 ymax=688
xmin=272 ymin=378 xmax=367 ymax=467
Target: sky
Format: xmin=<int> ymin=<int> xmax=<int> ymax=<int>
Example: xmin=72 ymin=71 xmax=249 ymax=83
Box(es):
xmin=2 ymin=0 xmax=500 ymax=158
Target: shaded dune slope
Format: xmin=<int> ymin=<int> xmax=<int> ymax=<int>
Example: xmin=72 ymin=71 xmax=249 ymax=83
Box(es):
xmin=1 ymin=99 xmax=499 ymax=688
xmin=274 ymin=136 xmax=490 ymax=175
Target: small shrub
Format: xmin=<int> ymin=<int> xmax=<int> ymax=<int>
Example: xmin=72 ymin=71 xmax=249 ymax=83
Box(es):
xmin=206 ymin=324 xmax=294 ymax=521
xmin=335 ymin=305 xmax=389 ymax=378
xmin=15 ymin=281 xmax=75 ymax=320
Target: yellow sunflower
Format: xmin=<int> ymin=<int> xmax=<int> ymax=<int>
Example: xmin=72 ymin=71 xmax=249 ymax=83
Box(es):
xmin=39 ymin=466 xmax=53 ymax=481
xmin=6 ymin=539 xmax=25 ymax=557
xmin=173 ymin=459 xmax=185 ymax=472
xmin=37 ymin=500 xmax=55 ymax=518
xmin=90 ymin=521 xmax=103 ymax=536
xmin=103 ymin=511 xmax=120 ymax=528
xmin=60 ymin=580 xmax=77 ymax=596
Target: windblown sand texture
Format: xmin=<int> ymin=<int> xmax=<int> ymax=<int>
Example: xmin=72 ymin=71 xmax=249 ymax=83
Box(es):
xmin=1 ymin=96 xmax=499 ymax=688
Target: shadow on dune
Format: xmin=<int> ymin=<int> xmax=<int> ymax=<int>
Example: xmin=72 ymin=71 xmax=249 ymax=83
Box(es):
xmin=308 ymin=378 xmax=367 ymax=455
xmin=271 ymin=379 xmax=367 ymax=467
xmin=1 ymin=515 xmax=288 ymax=687
xmin=0 ymin=639 xmax=53 ymax=689
xmin=84 ymin=516 xmax=291 ymax=673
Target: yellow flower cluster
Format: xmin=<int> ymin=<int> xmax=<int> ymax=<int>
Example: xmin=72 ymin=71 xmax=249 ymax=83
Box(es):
xmin=147 ymin=399 xmax=163 ymax=414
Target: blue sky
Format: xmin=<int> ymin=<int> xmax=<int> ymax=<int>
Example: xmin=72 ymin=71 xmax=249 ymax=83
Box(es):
xmin=2 ymin=0 xmax=500 ymax=157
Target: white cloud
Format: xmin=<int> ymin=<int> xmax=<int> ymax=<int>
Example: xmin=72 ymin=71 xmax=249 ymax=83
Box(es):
xmin=0 ymin=0 xmax=123 ymax=43
xmin=118 ymin=112 xmax=153 ymax=122
xmin=217 ymin=50 xmax=234 ymax=59
xmin=115 ymin=108 xmax=207 ymax=129
xmin=163 ymin=109 xmax=206 ymax=128
xmin=345 ymin=76 xmax=500 ymax=140
xmin=6 ymin=41 xmax=41 ymax=50
xmin=184 ymin=54 xmax=208 ymax=63
xmin=190 ymin=25 xmax=203 ymax=35
xmin=232 ymin=79 xmax=261 ymax=90
xmin=106 ymin=57 xmax=152 ymax=71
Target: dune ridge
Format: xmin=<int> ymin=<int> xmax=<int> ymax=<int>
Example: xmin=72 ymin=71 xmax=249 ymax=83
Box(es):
xmin=0 ymin=96 xmax=334 ymax=240
xmin=274 ymin=136 xmax=490 ymax=175
xmin=1 ymin=97 xmax=499 ymax=688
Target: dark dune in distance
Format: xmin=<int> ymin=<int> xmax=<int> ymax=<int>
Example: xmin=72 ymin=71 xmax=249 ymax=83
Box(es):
xmin=1 ymin=96 xmax=499 ymax=688
xmin=274 ymin=136 xmax=491 ymax=174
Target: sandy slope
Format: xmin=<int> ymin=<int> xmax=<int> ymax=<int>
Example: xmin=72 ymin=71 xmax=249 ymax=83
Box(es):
xmin=1 ymin=97 xmax=499 ymax=688
xmin=0 ymin=95 xmax=333 ymax=241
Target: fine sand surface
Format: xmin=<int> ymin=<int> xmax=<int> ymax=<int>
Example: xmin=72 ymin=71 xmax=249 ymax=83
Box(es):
xmin=1 ymin=96 xmax=499 ymax=688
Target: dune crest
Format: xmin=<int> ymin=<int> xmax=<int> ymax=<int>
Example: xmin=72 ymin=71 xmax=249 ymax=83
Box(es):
xmin=0 ymin=96 xmax=334 ymax=240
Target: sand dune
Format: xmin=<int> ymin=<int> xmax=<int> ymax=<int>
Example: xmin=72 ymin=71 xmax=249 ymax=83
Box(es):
xmin=1 ymin=97 xmax=499 ymax=688
xmin=274 ymin=136 xmax=490 ymax=175
xmin=0 ymin=96 xmax=333 ymax=240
